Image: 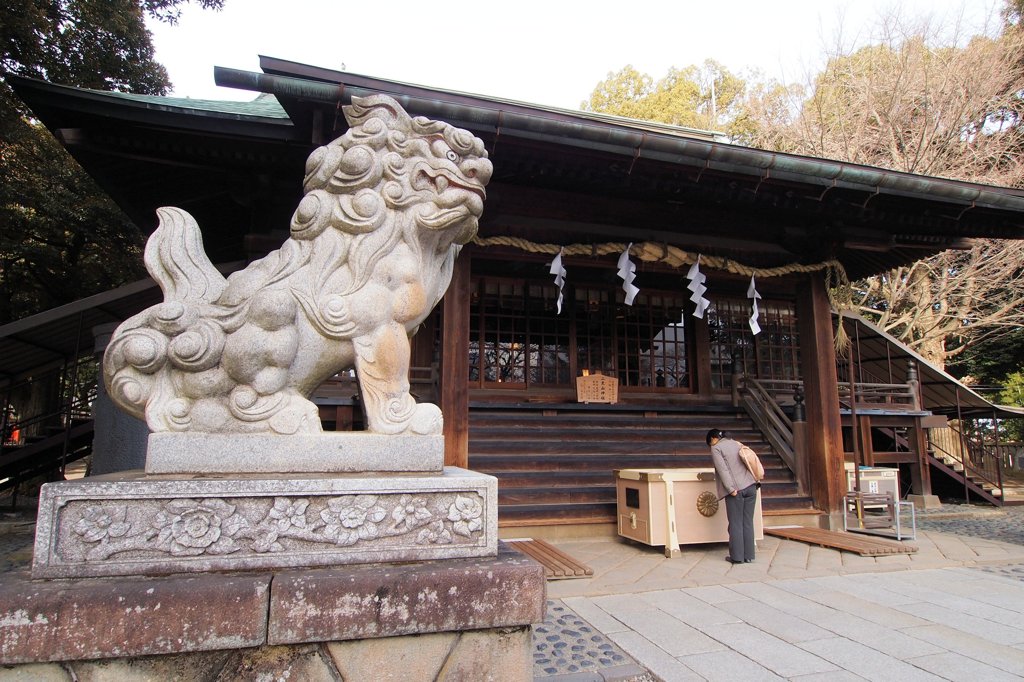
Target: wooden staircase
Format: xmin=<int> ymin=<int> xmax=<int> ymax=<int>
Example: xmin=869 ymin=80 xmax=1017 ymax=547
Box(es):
xmin=468 ymin=402 xmax=814 ymax=528
xmin=928 ymin=452 xmax=1003 ymax=506
xmin=927 ymin=426 xmax=1005 ymax=506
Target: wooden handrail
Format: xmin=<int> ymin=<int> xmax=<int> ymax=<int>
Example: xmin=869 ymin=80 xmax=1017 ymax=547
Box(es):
xmin=740 ymin=376 xmax=797 ymax=474
xmin=928 ymin=423 xmax=1004 ymax=503
xmin=837 ymin=381 xmax=917 ymax=411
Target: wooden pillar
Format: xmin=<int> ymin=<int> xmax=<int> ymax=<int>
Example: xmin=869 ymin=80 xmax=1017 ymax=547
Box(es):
xmin=794 ymin=274 xmax=845 ymax=517
xmin=792 ymin=386 xmax=810 ymax=495
xmin=858 ymin=416 xmax=874 ymax=467
xmin=441 ymin=254 xmax=471 ymax=468
xmin=907 ymin=360 xmax=932 ymax=496
xmin=910 ymin=416 xmax=932 ymax=495
xmin=694 ymin=317 xmax=713 ymax=395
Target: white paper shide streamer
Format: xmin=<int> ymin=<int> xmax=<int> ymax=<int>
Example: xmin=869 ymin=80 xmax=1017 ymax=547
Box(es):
xmin=686 ymin=255 xmax=711 ymax=318
xmin=617 ymin=243 xmax=639 ymax=305
xmin=747 ymin=275 xmax=762 ymax=335
xmin=549 ymin=249 xmax=567 ymax=314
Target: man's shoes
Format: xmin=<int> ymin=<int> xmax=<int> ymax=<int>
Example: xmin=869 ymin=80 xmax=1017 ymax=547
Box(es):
xmin=725 ymin=556 xmax=743 ymax=564
xmin=744 ymin=559 xmax=754 ymax=563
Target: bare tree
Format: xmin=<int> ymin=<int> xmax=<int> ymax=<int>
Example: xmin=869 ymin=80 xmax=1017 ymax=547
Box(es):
xmin=738 ymin=8 xmax=1024 ymax=368
xmin=768 ymin=17 xmax=1024 ymax=185
xmin=852 ymin=239 xmax=1024 ymax=364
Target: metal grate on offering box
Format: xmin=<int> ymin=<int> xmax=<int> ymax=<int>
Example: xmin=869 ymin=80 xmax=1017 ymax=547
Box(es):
xmin=576 ymin=373 xmax=618 ymax=404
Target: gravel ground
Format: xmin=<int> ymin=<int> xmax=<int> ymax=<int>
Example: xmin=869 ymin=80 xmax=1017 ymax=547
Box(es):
xmin=916 ymin=502 xmax=1024 ymax=546
xmin=916 ymin=503 xmax=1024 ymax=583
xmin=532 ymin=599 xmax=647 ymax=681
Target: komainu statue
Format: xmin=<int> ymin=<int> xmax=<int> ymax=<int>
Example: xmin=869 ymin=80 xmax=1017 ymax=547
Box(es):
xmin=104 ymin=95 xmax=491 ymax=436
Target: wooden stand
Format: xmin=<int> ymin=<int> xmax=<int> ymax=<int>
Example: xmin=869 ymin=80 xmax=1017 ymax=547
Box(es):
xmin=615 ymin=468 xmax=763 ymax=557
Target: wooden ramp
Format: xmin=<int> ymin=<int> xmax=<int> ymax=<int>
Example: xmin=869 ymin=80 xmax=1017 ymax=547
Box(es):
xmin=765 ymin=526 xmax=918 ymax=556
xmin=505 ymin=538 xmax=594 ymax=579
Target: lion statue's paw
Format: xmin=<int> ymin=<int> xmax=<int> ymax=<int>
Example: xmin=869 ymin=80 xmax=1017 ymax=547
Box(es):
xmin=409 ymin=403 xmax=443 ymax=435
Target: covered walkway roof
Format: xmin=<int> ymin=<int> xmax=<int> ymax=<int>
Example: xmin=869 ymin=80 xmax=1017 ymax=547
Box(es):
xmin=840 ymin=312 xmax=1024 ymax=419
xmin=0 ymin=263 xmax=242 ymax=385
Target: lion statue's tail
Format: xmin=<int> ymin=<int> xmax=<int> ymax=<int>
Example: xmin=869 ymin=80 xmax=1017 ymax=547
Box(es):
xmin=144 ymin=207 xmax=228 ymax=305
xmin=104 ymin=208 xmax=228 ymax=428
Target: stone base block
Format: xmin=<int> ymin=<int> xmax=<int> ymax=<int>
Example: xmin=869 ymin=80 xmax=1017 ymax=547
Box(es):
xmin=145 ymin=431 xmax=444 ymax=474
xmin=907 ymin=493 xmax=943 ymax=510
xmin=0 ymin=628 xmax=534 ymax=681
xmin=32 ymin=467 xmax=496 ymax=579
xmin=1 ymin=544 xmax=544 ymax=672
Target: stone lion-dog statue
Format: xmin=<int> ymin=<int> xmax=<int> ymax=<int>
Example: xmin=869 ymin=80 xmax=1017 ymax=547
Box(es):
xmin=104 ymin=94 xmax=491 ymax=436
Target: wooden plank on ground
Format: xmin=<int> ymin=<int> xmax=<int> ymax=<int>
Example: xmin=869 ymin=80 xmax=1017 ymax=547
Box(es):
xmin=765 ymin=526 xmax=917 ymax=556
xmin=505 ymin=539 xmax=594 ymax=579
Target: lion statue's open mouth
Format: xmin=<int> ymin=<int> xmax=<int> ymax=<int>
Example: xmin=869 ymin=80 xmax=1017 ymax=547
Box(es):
xmin=104 ymin=94 xmax=492 ymax=438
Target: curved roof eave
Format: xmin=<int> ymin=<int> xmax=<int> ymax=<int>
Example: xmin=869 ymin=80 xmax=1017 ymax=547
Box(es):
xmin=213 ymin=65 xmax=1024 ymax=215
xmin=7 ymin=75 xmax=295 ymax=136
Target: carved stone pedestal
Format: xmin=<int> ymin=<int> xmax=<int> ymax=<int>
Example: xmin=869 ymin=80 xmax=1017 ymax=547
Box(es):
xmin=0 ymin=543 xmax=545 ymax=680
xmin=33 ymin=467 xmax=497 ymax=579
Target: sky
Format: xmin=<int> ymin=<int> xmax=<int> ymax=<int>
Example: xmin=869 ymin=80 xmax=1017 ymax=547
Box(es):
xmin=148 ymin=0 xmax=1000 ymax=110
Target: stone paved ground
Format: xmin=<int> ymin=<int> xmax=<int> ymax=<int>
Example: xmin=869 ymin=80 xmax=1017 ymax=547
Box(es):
xmin=532 ymin=503 xmax=1024 ymax=680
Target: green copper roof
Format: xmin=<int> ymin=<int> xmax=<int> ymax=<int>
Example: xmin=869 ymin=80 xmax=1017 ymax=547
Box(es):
xmin=86 ymin=89 xmax=288 ymax=119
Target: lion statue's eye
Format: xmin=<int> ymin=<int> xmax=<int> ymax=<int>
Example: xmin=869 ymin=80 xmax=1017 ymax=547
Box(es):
xmin=445 ymin=150 xmax=459 ymax=163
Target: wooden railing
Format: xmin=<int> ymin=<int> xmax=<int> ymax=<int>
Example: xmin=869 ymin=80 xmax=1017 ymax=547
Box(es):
xmin=929 ymin=424 xmax=1004 ymax=504
xmin=739 ymin=377 xmax=798 ymax=474
xmin=3 ymin=357 xmax=97 ymax=452
xmin=316 ymin=365 xmax=438 ymax=396
xmin=837 ymin=382 xmax=919 ymax=411
xmin=2 ymin=358 xmax=98 ymax=506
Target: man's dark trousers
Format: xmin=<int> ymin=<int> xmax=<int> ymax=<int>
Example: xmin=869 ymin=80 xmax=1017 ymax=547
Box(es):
xmin=725 ymin=483 xmax=758 ymax=562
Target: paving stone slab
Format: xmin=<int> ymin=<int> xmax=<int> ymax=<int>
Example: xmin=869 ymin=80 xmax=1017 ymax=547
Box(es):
xmin=698 ymin=621 xmax=837 ymax=677
xmin=796 ymin=636 xmax=944 ymax=681
xmin=603 ymin=631 xmax=703 ymax=682
xmin=904 ymin=651 xmax=1024 ymax=682
xmin=589 ymin=595 xmax=722 ymax=657
xmin=677 ymin=649 xmax=784 ymax=681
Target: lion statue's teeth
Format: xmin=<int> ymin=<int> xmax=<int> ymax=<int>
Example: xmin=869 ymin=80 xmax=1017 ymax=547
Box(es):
xmin=103 ymin=94 xmax=491 ymax=438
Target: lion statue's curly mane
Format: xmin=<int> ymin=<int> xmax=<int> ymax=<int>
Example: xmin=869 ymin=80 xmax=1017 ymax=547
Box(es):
xmin=104 ymin=94 xmax=491 ymax=437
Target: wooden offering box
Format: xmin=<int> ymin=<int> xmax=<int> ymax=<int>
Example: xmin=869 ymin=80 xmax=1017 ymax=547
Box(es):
xmin=615 ymin=468 xmax=764 ymax=557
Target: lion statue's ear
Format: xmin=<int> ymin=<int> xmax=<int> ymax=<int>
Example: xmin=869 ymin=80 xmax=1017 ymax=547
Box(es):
xmin=344 ymin=95 xmax=412 ymax=134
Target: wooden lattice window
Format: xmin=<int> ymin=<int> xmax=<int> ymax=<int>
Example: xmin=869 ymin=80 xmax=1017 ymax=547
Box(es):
xmin=468 ymin=277 xmax=569 ymax=387
xmin=574 ymin=287 xmax=616 ymax=376
xmin=575 ymin=287 xmax=690 ymax=391
xmin=755 ymin=301 xmax=801 ymax=381
xmin=708 ymin=297 xmax=799 ymax=390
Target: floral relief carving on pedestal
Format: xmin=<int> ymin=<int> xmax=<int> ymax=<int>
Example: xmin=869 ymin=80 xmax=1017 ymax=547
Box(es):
xmin=66 ymin=491 xmax=486 ymax=563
